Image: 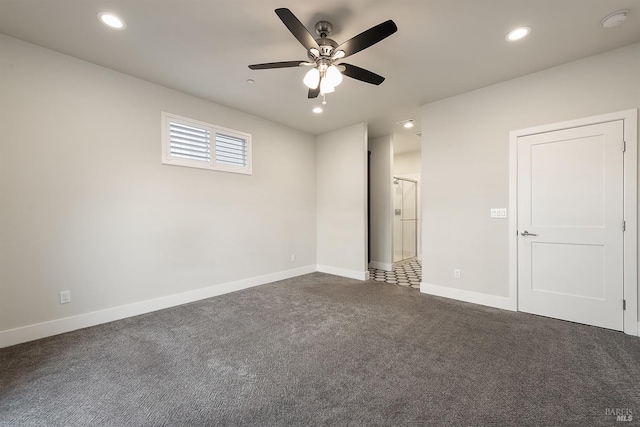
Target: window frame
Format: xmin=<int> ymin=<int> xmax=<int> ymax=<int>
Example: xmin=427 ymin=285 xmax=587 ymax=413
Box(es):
xmin=161 ymin=111 xmax=252 ymax=175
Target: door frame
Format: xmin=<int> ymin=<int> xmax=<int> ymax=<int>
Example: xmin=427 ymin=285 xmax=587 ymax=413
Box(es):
xmin=508 ymin=109 xmax=638 ymax=336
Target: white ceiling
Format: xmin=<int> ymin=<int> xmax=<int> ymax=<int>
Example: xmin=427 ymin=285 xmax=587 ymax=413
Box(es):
xmin=1 ymin=0 xmax=639 ymax=150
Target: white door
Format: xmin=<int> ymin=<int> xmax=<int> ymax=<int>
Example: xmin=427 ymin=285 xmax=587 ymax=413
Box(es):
xmin=517 ymin=120 xmax=624 ymax=331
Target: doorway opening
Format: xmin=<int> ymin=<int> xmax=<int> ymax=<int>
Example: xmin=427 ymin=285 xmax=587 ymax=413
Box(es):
xmin=367 ymin=131 xmax=422 ymax=275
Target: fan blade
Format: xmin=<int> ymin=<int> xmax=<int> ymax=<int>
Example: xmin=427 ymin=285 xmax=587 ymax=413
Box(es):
xmin=335 ymin=20 xmax=397 ymax=58
xmin=275 ymin=8 xmax=320 ymax=52
xmin=248 ymin=61 xmax=306 ymax=70
xmin=308 ymin=86 xmax=320 ymax=98
xmin=341 ymin=63 xmax=385 ymax=85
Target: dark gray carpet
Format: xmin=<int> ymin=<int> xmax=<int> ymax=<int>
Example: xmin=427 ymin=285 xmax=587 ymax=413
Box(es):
xmin=1 ymin=273 xmax=639 ymax=426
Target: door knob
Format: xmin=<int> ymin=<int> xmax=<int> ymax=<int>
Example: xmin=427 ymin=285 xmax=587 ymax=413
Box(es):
xmin=520 ymin=230 xmax=538 ymax=237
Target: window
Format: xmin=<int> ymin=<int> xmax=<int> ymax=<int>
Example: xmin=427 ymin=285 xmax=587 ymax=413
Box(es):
xmin=161 ymin=112 xmax=252 ymax=175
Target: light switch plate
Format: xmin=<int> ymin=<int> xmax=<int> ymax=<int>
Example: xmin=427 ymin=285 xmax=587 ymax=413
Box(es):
xmin=490 ymin=208 xmax=507 ymax=219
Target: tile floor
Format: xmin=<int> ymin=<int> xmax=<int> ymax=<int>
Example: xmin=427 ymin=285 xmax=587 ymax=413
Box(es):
xmin=368 ymin=259 xmax=422 ymax=289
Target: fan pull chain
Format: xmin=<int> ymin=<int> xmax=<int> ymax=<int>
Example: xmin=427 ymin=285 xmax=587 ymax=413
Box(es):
xmin=322 ymin=94 xmax=327 ymax=105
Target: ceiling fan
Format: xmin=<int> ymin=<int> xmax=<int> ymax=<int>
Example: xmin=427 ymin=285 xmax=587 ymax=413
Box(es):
xmin=248 ymin=8 xmax=397 ymax=101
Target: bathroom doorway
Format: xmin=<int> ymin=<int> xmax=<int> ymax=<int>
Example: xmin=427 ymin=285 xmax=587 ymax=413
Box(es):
xmin=393 ymin=177 xmax=418 ymax=263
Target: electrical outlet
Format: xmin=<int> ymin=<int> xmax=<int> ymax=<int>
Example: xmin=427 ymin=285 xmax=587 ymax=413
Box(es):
xmin=290 ymin=254 xmax=296 ymax=262
xmin=60 ymin=290 xmax=71 ymax=304
xmin=454 ymin=269 xmax=461 ymax=279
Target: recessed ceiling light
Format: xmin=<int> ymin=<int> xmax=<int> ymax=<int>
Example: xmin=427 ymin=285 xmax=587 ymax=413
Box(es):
xmin=98 ymin=12 xmax=126 ymax=30
xmin=312 ymin=107 xmax=323 ymax=114
xmin=246 ymin=79 xmax=255 ymax=85
xmin=505 ymin=27 xmax=531 ymax=42
xmin=602 ymin=10 xmax=628 ymax=28
xmin=397 ymin=119 xmax=414 ymax=128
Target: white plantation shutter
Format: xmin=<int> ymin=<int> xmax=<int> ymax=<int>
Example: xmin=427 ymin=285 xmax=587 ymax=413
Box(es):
xmin=169 ymin=121 xmax=211 ymax=162
xmin=215 ymin=133 xmax=248 ymax=167
xmin=162 ymin=112 xmax=252 ymax=175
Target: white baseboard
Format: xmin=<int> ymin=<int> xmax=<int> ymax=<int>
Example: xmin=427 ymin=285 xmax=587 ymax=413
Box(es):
xmin=0 ymin=265 xmax=316 ymax=349
xmin=316 ymin=265 xmax=369 ymax=281
xmin=420 ymin=282 xmax=516 ymax=312
xmin=368 ymin=261 xmax=393 ymax=271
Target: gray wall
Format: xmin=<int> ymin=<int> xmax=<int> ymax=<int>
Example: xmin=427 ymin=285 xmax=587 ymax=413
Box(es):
xmin=368 ymin=136 xmax=394 ymax=269
xmin=0 ymin=35 xmax=317 ymax=332
xmin=421 ymin=43 xmax=640 ymax=304
xmin=316 ymin=123 xmax=369 ymax=279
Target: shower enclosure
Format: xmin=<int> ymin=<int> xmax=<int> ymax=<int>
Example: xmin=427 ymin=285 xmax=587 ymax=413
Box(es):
xmin=393 ymin=177 xmax=417 ymax=262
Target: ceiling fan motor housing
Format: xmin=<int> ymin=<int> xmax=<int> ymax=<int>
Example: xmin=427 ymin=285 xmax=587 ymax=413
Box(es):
xmin=313 ymin=21 xmax=338 ymax=58
xmin=316 ymin=38 xmax=337 ymax=58
xmin=315 ymin=20 xmax=333 ymax=37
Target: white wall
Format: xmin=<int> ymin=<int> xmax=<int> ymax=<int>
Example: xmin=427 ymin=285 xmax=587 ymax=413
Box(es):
xmin=316 ymin=123 xmax=369 ymax=280
xmin=0 ymin=35 xmax=317 ymax=339
xmin=394 ymin=150 xmax=421 ymax=177
xmin=368 ymin=136 xmax=393 ymax=270
xmin=420 ymin=43 xmax=640 ymax=307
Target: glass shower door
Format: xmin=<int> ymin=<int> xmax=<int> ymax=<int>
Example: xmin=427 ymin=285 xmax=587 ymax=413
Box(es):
xmin=393 ymin=181 xmax=403 ymax=262
xmin=393 ymin=178 xmax=417 ymax=262
xmin=402 ymin=180 xmax=417 ymax=260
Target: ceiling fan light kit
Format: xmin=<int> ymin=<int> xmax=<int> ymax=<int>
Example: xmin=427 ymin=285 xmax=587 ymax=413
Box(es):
xmin=320 ymin=78 xmax=335 ymax=94
xmin=248 ymin=8 xmax=397 ymax=103
xmin=303 ymin=68 xmax=320 ymax=89
xmin=325 ymin=65 xmax=343 ymax=87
